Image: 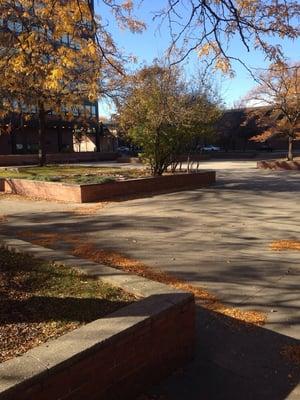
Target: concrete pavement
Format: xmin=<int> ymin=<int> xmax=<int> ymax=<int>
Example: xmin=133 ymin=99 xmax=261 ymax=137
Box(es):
xmin=0 ymin=160 xmax=299 ymax=398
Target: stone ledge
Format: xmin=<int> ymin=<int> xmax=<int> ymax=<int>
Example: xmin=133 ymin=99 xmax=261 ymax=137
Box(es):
xmin=0 ymin=235 xmax=195 ymax=400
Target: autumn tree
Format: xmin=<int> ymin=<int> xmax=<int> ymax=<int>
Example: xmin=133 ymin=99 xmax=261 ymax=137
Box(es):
xmin=117 ymin=65 xmax=220 ymax=175
xmin=154 ymin=1 xmax=300 ymax=73
xmin=247 ymin=63 xmax=300 ymax=160
xmin=0 ymin=0 xmax=143 ymax=165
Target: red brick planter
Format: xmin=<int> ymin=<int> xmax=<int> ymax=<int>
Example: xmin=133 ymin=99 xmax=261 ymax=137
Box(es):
xmin=0 ymin=294 xmax=195 ymax=400
xmin=1 ymin=179 xmax=82 ymax=202
xmin=0 ymin=171 xmax=216 ymax=203
xmin=257 ymin=160 xmax=300 ymax=170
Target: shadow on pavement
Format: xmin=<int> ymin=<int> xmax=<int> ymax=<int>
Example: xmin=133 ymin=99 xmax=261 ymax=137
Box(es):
xmin=139 ymin=304 xmax=300 ymax=400
xmin=0 ymin=167 xmax=299 ymax=398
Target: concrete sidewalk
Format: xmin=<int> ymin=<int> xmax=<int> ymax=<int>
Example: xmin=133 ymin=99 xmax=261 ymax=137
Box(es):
xmin=0 ymin=161 xmax=299 ymax=398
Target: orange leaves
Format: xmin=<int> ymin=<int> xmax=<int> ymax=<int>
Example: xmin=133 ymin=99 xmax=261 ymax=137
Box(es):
xmin=206 ymin=303 xmax=266 ymax=326
xmin=247 ymin=62 xmax=300 ymax=146
xmin=250 ymin=129 xmax=274 ymax=142
xmin=72 ymin=203 xmax=109 ymax=216
xmin=197 ymin=42 xmax=233 ymax=75
xmin=271 ymin=240 xmax=300 ymax=251
xmin=71 ymin=244 xmax=267 ymax=327
xmin=0 ymin=0 xmax=127 ymax=117
xmin=15 ymin=229 xmax=267 ymax=328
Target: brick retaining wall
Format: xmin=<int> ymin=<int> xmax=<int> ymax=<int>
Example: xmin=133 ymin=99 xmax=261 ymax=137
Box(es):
xmin=81 ymin=171 xmax=216 ymax=202
xmin=257 ymin=160 xmax=300 ymax=170
xmin=0 ymin=171 xmax=216 ymax=203
xmin=0 ymin=294 xmax=195 ymax=400
xmin=2 ymin=179 xmax=82 ymax=202
xmin=0 ymin=237 xmax=195 ymax=400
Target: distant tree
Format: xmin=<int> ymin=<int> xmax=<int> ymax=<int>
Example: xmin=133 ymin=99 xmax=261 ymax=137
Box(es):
xmin=117 ymin=65 xmax=221 ymax=175
xmin=247 ymin=63 xmax=300 ymax=160
xmin=0 ymin=0 xmax=144 ymax=165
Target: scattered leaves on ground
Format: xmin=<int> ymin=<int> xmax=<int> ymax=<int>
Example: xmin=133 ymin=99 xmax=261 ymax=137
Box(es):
xmin=15 ymin=230 xmax=266 ymax=328
xmin=271 ymin=240 xmax=300 ymax=251
xmin=72 ymin=202 xmax=110 ymax=216
xmin=0 ymin=247 xmax=134 ymax=363
xmin=281 ymin=344 xmax=300 ymax=365
xmin=205 ymin=302 xmax=266 ymax=326
xmin=72 ymin=244 xmax=266 ymax=328
xmin=17 ymin=231 xmax=80 ymax=248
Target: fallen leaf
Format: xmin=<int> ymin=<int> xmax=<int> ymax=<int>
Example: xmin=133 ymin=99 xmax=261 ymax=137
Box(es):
xmin=271 ymin=240 xmax=300 ymax=251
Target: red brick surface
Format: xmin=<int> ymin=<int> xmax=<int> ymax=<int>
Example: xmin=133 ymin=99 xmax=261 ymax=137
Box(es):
xmin=257 ymin=160 xmax=300 ymax=170
xmin=80 ymin=171 xmax=216 ymax=202
xmin=2 ymin=179 xmax=82 ymax=202
xmin=1 ymin=299 xmax=195 ymax=400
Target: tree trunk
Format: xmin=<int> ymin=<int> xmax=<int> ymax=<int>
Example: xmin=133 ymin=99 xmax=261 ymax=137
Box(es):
xmin=37 ymin=102 xmax=47 ymax=166
xmin=187 ymin=148 xmax=193 ymax=173
xmin=153 ymin=128 xmax=161 ymax=176
xmin=10 ymin=125 xmax=16 ymax=154
xmin=95 ymin=123 xmax=102 ymax=152
xmin=57 ymin=123 xmax=63 ymax=153
xmin=171 ymin=160 xmax=179 ymax=173
xmin=288 ymin=135 xmax=293 ymax=161
xmin=20 ymin=114 xmax=27 ymax=153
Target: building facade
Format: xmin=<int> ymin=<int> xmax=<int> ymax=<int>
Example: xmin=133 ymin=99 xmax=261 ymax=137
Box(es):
xmin=215 ymin=107 xmax=300 ymax=152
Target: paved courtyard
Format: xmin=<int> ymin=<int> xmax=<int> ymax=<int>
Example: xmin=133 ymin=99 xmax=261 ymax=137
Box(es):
xmin=0 ymin=160 xmax=299 ymax=398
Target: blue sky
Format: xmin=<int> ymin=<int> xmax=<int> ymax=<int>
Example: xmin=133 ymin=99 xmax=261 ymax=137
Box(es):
xmin=95 ymin=1 xmax=300 ymax=116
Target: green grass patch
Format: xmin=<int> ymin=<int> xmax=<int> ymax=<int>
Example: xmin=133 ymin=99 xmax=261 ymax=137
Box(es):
xmin=0 ymin=247 xmax=135 ymax=362
xmin=0 ymin=165 xmax=149 ymax=184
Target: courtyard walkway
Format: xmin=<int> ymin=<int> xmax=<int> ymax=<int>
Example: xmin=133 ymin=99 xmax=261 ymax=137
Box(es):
xmin=0 ymin=160 xmax=299 ymax=399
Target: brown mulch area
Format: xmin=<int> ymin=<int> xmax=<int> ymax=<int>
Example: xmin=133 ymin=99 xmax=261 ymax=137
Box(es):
xmin=0 ymin=247 xmax=134 ymax=363
xmin=16 ymin=231 xmax=266 ymax=329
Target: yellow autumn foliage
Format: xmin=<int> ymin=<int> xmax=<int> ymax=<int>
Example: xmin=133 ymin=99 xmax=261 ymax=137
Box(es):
xmin=0 ymin=0 xmax=142 ymax=116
